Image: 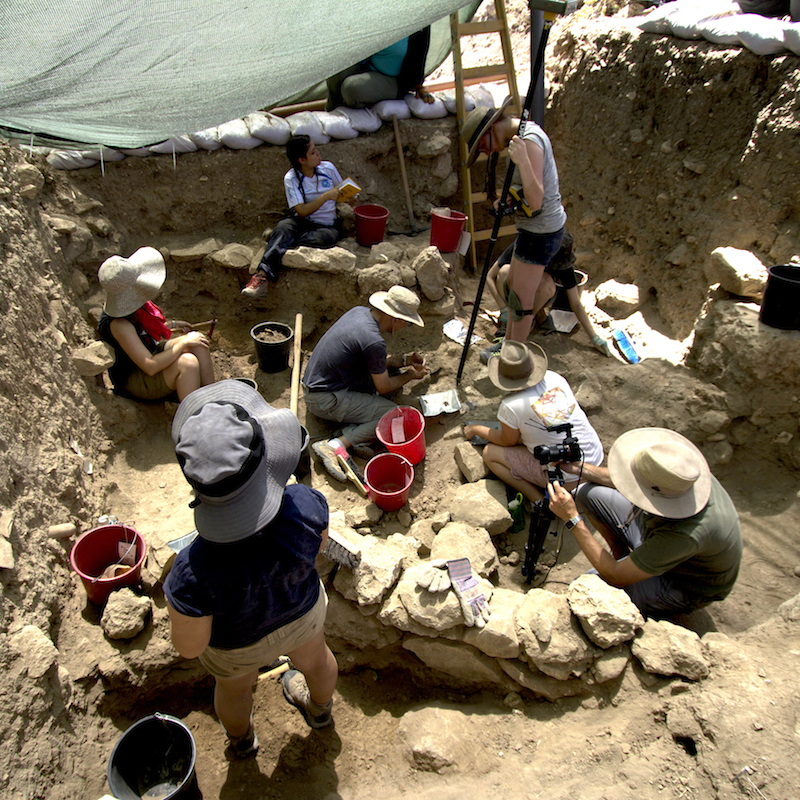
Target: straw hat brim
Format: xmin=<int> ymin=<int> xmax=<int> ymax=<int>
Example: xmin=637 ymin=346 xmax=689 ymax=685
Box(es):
xmin=462 ymin=95 xmax=515 ymax=167
xmin=487 ymin=343 xmax=548 ymax=392
xmin=608 ymin=427 xmax=712 ymax=519
xmin=369 ymin=291 xmax=424 ymax=327
xmin=172 ymin=380 xmax=301 ymax=543
xmin=100 ymin=247 xmax=166 ymax=318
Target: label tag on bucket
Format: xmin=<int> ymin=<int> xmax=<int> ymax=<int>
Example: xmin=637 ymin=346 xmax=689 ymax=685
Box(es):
xmin=391 ymin=416 xmax=405 ymax=443
xmin=457 ymin=230 xmax=471 ymax=256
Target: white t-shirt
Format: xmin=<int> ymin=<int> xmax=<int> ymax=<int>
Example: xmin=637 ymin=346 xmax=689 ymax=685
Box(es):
xmin=497 ymin=370 xmax=604 ymax=473
xmin=283 ymin=161 xmax=343 ymax=226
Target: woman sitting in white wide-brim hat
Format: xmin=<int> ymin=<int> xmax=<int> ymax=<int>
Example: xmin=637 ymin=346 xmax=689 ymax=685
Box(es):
xmin=97 ymin=247 xmax=215 ymax=402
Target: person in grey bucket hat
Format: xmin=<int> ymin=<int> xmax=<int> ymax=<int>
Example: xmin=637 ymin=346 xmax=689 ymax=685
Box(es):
xmin=163 ymin=380 xmax=339 ymax=756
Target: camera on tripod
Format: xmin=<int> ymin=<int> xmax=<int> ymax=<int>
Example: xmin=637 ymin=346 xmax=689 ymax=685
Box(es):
xmin=532 ymin=423 xmax=582 ymax=486
xmin=522 ymin=423 xmax=583 ymax=584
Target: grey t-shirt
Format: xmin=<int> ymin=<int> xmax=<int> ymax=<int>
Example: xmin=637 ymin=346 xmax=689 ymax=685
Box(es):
xmin=302 ymin=306 xmax=386 ymax=394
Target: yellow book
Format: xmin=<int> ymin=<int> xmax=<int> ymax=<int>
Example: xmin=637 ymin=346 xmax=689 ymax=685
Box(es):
xmin=336 ymin=177 xmax=361 ymax=201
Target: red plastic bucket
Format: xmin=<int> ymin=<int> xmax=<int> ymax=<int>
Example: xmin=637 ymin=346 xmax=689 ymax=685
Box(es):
xmin=376 ymin=406 xmax=426 ymax=465
xmin=430 ymin=209 xmax=467 ymax=252
xmin=70 ymin=524 xmax=147 ymax=605
xmin=354 ymin=204 xmax=390 ymax=247
xmin=364 ymin=453 xmax=414 ymax=512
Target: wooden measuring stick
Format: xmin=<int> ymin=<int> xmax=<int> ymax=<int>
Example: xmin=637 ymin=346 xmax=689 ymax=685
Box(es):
xmin=290 ymin=312 xmax=303 ymax=417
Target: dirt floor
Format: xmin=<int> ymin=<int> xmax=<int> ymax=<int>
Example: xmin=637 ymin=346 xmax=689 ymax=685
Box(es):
xmin=2 ymin=2 xmax=800 ymax=800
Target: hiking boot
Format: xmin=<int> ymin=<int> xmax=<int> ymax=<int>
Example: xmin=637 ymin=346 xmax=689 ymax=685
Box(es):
xmin=241 ymin=271 xmax=270 ymax=298
xmin=479 ymin=340 xmax=502 ymax=365
xmin=312 ymin=441 xmax=347 ymax=482
xmin=282 ymin=669 xmax=333 ymax=729
xmin=225 ymin=719 xmax=259 ymax=759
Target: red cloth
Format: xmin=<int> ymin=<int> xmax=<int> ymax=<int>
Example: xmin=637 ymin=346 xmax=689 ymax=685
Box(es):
xmin=133 ymin=301 xmax=172 ymax=341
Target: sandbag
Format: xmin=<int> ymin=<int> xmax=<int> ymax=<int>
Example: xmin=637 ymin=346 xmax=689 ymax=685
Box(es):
xmin=738 ymin=13 xmax=789 ymax=53
xmin=46 ymin=150 xmax=99 ymax=170
xmin=190 ymin=127 xmax=223 ymax=150
xmin=81 ymin=147 xmax=126 ymax=161
xmin=332 ymin=107 xmax=382 ymax=133
xmin=784 ymin=21 xmax=800 ymax=52
xmin=217 ymin=119 xmax=263 ymax=149
xmin=406 ymin=95 xmax=448 ymax=119
xmin=439 ymin=90 xmax=475 ymax=116
xmin=244 ymin=112 xmax=291 ymax=145
xmin=286 ymin=111 xmax=330 ymax=143
xmin=317 ymin=111 xmax=359 ymax=139
xmin=695 ymin=13 xmax=747 ymax=43
xmin=373 ymin=99 xmax=412 ymax=120
xmin=119 ymin=147 xmax=156 ymax=157
xmin=150 ymin=135 xmax=198 ymax=154
xmin=466 ymin=85 xmax=495 ymax=110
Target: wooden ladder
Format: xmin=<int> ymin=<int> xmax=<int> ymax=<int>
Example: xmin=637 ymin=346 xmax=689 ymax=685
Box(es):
xmin=451 ymin=0 xmax=521 ymax=270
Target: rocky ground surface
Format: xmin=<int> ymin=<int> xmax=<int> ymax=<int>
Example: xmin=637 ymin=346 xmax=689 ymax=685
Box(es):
xmin=1 ymin=2 xmax=800 ymax=800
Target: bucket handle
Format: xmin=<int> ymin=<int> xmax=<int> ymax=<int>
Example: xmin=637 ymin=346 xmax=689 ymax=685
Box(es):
xmin=90 ymin=520 xmax=137 ymax=584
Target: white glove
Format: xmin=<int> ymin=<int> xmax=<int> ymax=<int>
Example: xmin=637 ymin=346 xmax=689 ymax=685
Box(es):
xmin=415 ymin=559 xmax=451 ymax=593
xmin=447 ymin=557 xmax=491 ymax=628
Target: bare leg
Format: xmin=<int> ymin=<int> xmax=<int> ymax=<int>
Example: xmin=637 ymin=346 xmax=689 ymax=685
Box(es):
xmin=214 ymin=670 xmax=258 ymax=738
xmin=483 ymin=444 xmax=546 ymax=504
xmin=163 ymin=352 xmax=202 ymax=401
xmin=565 ymin=286 xmax=612 ymax=356
xmin=183 ymin=342 xmax=215 ymax=385
xmin=505 ymin=256 xmax=545 ymax=343
xmin=285 ymin=629 xmax=338 ymax=706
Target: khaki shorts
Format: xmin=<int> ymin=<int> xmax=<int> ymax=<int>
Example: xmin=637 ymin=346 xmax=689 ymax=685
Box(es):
xmin=121 ymin=342 xmax=172 ymax=400
xmin=199 ymin=583 xmax=328 ymax=680
xmin=504 ymin=445 xmax=580 ymax=489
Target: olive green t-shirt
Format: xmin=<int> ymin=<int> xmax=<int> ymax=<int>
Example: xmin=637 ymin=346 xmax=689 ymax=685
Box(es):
xmin=629 ymin=477 xmax=742 ymax=601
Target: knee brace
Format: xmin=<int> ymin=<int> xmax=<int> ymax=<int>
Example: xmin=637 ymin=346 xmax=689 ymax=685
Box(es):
xmin=505 ymin=285 xmax=534 ymax=322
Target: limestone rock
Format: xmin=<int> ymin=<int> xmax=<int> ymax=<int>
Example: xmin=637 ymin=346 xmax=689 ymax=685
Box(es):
xmin=344 ymin=499 xmax=383 ymax=528
xmin=449 ymin=479 xmax=511 ymax=536
xmin=72 ymin=340 xmax=116 ymax=377
xmin=497 ymin=658 xmax=586 ymax=701
xmin=462 ymin=587 xmax=522 ymax=659
xmin=282 ymin=245 xmax=357 ymax=275
xmin=367 ymin=242 xmax=404 ymax=265
xmin=407 ymin=518 xmax=436 ymax=556
xmin=389 ymin=562 xmax=465 ymax=631
xmin=417 ymin=134 xmax=451 ymax=159
xmin=384 ymin=532 xmax=422 ymax=566
xmin=10 ymin=625 xmax=58 ymax=679
xmin=357 ymin=261 xmax=403 ymax=295
xmin=429 ymin=521 xmax=499 ymax=578
xmin=377 ymin=572 xmax=447 ymax=637
xmin=631 ymin=619 xmax=710 ymax=681
xmin=325 ymin=591 xmax=402 ymax=650
xmin=70 ymin=268 xmax=90 ymax=295
xmin=100 ymin=588 xmax=152 ymax=640
xmin=412 ymin=246 xmax=449 ymax=301
xmin=427 ymin=287 xmax=458 ymax=317
xmin=397 ymin=704 xmax=483 ymax=773
xmin=453 ymin=442 xmax=489 ymax=482
xmin=567 ymin=573 xmax=644 ymax=648
xmin=170 ymin=238 xmax=222 ymax=262
xmin=777 ymin=592 xmax=800 ymax=623
xmin=594 ymin=279 xmax=640 ymax=318
xmin=590 ymin=643 xmax=631 ymax=684
xmin=402 ymin=637 xmax=510 ymax=688
xmin=208 ymin=242 xmax=255 ymax=269
xmin=16 ymin=163 xmax=45 ymax=198
xmin=516 ymin=589 xmax=598 ymax=680
xmin=707 ymin=246 xmax=767 ymax=299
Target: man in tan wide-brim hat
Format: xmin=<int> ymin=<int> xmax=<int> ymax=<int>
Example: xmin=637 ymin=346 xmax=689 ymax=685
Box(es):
xmin=547 ymin=427 xmax=742 ymax=618
xmin=302 ymin=285 xmax=427 ymax=483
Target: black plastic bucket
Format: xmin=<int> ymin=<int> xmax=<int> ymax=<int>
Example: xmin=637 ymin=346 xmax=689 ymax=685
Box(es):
xmin=760 ymin=265 xmax=800 ymax=330
xmin=107 ymin=713 xmax=200 ymax=800
xmin=250 ymin=321 xmax=293 ymax=372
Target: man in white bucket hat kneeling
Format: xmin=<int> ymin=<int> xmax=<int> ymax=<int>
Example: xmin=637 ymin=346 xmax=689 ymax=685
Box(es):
xmin=302 ymin=285 xmax=427 ymax=482
xmin=547 ymin=427 xmax=742 ymax=618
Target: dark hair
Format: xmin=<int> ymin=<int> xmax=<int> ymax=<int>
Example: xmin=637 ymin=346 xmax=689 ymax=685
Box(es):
xmin=286 ymin=135 xmax=312 ymax=170
xmin=549 ymin=231 xmax=576 ymax=271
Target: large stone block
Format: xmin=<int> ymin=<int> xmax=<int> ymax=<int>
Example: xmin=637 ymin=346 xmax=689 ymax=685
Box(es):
xmin=402 ymin=637 xmax=510 ymax=688
xmin=631 ymin=619 xmax=710 ymax=681
xmin=453 ymin=442 xmax=489 ymax=482
xmin=706 ymin=247 xmax=768 ymax=299
xmin=429 ymin=521 xmax=499 ymax=578
xmin=449 ymin=479 xmax=512 ymax=536
xmin=567 ymin=573 xmax=644 ymax=648
xmin=462 ymin=587 xmax=522 ymax=659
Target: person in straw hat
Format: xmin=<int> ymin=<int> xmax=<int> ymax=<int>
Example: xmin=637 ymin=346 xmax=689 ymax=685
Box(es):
xmin=97 ymin=247 xmax=215 ymax=401
xmin=302 ymin=285 xmax=427 ymax=481
xmin=463 ymin=340 xmax=603 ymax=504
xmin=547 ymin=427 xmax=742 ymax=618
xmin=460 ymin=98 xmax=612 ymax=361
xmin=164 ymin=380 xmax=338 ymax=757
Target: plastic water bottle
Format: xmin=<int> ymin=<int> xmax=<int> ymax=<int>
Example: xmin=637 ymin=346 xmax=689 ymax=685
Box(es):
xmin=612 ymin=328 xmax=641 ymax=364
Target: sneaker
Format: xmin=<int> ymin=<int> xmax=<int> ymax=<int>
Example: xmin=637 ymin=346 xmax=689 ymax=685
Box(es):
xmin=241 ymin=271 xmax=270 ymax=298
xmin=479 ymin=340 xmax=502 ymax=365
xmin=282 ymin=669 xmax=333 ymax=729
xmin=225 ymin=720 xmax=259 ymax=759
xmin=312 ymin=441 xmax=347 ymax=482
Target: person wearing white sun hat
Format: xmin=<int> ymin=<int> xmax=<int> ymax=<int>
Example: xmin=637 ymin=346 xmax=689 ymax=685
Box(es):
xmin=547 ymin=427 xmax=742 ymax=618
xmin=302 ymin=285 xmax=427 ymax=482
xmin=97 ymin=247 xmax=215 ymax=401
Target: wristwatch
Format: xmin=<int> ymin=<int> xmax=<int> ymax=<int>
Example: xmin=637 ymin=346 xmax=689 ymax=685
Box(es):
xmin=565 ymin=515 xmax=582 ymax=530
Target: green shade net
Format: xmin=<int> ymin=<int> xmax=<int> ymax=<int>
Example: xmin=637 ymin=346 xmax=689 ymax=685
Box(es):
xmin=0 ymin=0 xmax=481 ymax=149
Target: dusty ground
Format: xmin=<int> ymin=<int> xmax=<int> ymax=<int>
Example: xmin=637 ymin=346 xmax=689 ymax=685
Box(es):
xmin=2 ymin=2 xmax=800 ymax=800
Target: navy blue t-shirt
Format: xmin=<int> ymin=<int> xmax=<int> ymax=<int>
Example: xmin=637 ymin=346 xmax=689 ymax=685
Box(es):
xmin=302 ymin=306 xmax=387 ymax=395
xmin=164 ymin=484 xmax=328 ymax=650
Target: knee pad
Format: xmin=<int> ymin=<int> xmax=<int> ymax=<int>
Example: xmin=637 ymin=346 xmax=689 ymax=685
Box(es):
xmin=506 ymin=285 xmax=534 ymax=322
